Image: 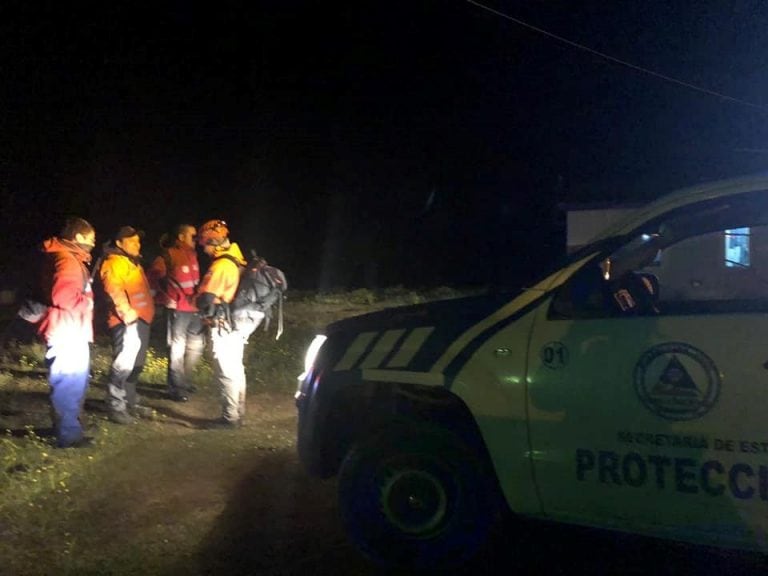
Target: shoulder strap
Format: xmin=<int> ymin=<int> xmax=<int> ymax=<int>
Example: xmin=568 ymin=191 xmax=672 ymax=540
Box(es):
xmin=214 ymin=254 xmax=244 ymax=268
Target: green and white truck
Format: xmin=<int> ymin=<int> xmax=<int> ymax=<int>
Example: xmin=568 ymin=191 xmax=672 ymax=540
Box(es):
xmin=296 ymin=174 xmax=768 ymax=569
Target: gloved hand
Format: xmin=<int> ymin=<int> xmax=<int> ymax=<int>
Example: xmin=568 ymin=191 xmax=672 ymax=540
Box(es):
xmin=122 ymin=308 xmax=139 ymax=324
xmin=196 ymin=292 xmax=217 ymax=318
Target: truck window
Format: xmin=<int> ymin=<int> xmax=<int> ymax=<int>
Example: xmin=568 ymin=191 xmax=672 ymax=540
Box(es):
xmin=551 ymin=195 xmax=768 ymax=318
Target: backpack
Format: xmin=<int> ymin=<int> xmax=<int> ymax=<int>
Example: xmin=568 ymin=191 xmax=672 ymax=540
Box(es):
xmin=16 ymin=248 xmax=52 ymax=325
xmin=6 ymin=257 xmax=46 ymax=341
xmin=217 ymin=250 xmax=288 ymax=339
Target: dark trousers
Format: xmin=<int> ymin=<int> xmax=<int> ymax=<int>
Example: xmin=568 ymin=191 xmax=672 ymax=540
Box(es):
xmin=46 ymin=340 xmax=90 ymax=447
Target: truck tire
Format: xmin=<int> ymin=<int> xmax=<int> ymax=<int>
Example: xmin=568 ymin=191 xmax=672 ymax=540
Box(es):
xmin=337 ymin=421 xmax=496 ymax=570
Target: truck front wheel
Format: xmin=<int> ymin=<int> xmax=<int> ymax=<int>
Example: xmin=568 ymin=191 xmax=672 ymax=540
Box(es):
xmin=337 ymin=422 xmax=496 ymax=569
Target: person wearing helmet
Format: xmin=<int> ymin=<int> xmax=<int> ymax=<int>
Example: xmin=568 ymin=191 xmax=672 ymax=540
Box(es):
xmin=99 ymin=226 xmax=156 ymax=424
xmin=147 ymin=223 xmax=204 ymax=402
xmin=196 ymin=219 xmax=264 ymax=429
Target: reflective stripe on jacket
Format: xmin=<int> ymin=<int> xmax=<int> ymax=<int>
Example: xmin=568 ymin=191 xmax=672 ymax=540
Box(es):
xmin=148 ymin=245 xmax=200 ymax=312
xmin=100 ymin=250 xmax=155 ymax=328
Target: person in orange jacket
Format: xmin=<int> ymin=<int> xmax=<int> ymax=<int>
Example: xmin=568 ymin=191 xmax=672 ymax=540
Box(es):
xmin=147 ymin=223 xmax=204 ymax=402
xmin=37 ymin=217 xmax=97 ymax=448
xmin=99 ymin=226 xmax=156 ymax=424
xmin=196 ymin=219 xmax=264 ymax=429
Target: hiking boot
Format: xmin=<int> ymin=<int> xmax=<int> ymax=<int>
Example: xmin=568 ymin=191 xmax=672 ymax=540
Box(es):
xmin=168 ymin=391 xmax=189 ymax=403
xmin=56 ymin=436 xmax=95 ymax=449
xmin=109 ymin=411 xmax=135 ymax=425
xmin=206 ymin=418 xmax=240 ymax=430
xmin=129 ymin=405 xmax=155 ymax=420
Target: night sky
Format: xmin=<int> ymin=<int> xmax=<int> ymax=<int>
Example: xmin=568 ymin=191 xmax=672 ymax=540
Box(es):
xmin=2 ymin=1 xmax=768 ymax=289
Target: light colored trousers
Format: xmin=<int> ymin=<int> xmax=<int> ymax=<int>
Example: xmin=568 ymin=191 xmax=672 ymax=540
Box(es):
xmin=166 ymin=310 xmax=205 ymax=393
xmin=210 ymin=312 xmax=262 ymax=423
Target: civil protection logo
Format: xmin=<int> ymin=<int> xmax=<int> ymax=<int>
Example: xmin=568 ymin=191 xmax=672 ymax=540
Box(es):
xmin=633 ymin=342 xmax=720 ymax=421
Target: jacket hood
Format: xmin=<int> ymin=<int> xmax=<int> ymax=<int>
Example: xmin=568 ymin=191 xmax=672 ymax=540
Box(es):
xmin=41 ymin=237 xmax=92 ymax=265
xmin=102 ymin=242 xmax=142 ymax=265
xmin=212 ymin=242 xmax=246 ymax=266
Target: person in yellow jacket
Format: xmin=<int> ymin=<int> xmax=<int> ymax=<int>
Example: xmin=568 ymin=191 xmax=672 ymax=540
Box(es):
xmin=196 ymin=219 xmax=264 ymax=429
xmin=99 ymin=226 xmax=156 ymax=424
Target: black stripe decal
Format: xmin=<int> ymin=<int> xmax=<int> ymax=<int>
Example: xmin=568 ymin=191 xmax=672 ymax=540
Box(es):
xmin=443 ymin=293 xmax=551 ymax=388
xmin=350 ymin=331 xmax=385 ymax=370
xmin=409 ymin=321 xmax=492 ymax=372
xmin=379 ymin=328 xmax=413 ymax=368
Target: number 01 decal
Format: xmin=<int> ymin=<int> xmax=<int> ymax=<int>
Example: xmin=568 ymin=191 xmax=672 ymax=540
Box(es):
xmin=541 ymin=341 xmax=569 ymax=369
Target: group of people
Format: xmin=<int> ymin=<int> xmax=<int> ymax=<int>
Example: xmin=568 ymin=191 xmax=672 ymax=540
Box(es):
xmin=33 ymin=216 xmax=263 ymax=448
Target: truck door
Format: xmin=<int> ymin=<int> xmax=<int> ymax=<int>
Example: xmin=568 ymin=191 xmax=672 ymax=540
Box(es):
xmin=526 ymin=195 xmax=768 ymax=550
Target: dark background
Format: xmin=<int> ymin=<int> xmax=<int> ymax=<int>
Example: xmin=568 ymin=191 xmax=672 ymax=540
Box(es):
xmin=2 ymin=1 xmax=768 ymax=290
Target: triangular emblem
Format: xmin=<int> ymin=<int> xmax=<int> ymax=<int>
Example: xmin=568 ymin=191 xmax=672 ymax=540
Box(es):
xmin=650 ymin=355 xmax=700 ymax=397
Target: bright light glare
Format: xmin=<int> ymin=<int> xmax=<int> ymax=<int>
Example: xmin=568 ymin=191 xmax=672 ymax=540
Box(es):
xmin=298 ymin=335 xmax=327 ymax=382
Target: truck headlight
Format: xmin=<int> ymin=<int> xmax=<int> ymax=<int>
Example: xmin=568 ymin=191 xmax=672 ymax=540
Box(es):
xmin=298 ymin=334 xmax=327 ymax=383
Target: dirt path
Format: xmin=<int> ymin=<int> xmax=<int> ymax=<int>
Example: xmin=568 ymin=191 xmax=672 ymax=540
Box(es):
xmin=119 ymin=391 xmax=373 ymax=576
xmin=1 ymin=383 xmax=386 ymax=576
xmin=4 ymin=373 xmax=764 ymax=575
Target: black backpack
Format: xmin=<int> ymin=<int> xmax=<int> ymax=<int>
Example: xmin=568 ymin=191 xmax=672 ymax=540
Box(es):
xmin=217 ymin=250 xmax=288 ymax=339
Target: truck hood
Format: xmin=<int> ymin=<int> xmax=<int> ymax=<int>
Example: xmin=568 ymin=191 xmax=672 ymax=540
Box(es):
xmin=326 ymin=291 xmax=516 ymax=335
xmin=317 ymin=290 xmax=520 ymax=376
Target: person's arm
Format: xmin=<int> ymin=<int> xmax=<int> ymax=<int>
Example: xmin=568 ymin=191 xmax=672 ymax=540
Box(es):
xmin=196 ymin=261 xmax=219 ymax=317
xmin=50 ymin=254 xmax=92 ymax=314
xmin=101 ymin=259 xmax=138 ymax=324
xmin=146 ymin=254 xmax=167 ymax=288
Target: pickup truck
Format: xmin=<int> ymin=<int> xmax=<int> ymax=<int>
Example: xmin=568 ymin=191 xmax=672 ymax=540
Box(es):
xmin=296 ymin=174 xmax=768 ymax=569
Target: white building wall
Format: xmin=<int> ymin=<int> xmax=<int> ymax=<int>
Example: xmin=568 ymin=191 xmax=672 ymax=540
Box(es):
xmin=566 ymin=208 xmax=638 ymax=252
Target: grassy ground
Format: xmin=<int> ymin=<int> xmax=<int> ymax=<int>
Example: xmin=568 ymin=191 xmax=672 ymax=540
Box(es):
xmin=0 ymin=288 xmax=470 ymax=576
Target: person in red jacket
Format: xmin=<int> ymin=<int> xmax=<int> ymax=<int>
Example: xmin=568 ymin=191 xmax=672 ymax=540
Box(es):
xmin=148 ymin=224 xmax=204 ymax=402
xmin=99 ymin=226 xmax=156 ymax=424
xmin=38 ymin=217 xmax=96 ymax=448
xmin=196 ymin=219 xmax=264 ymax=429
